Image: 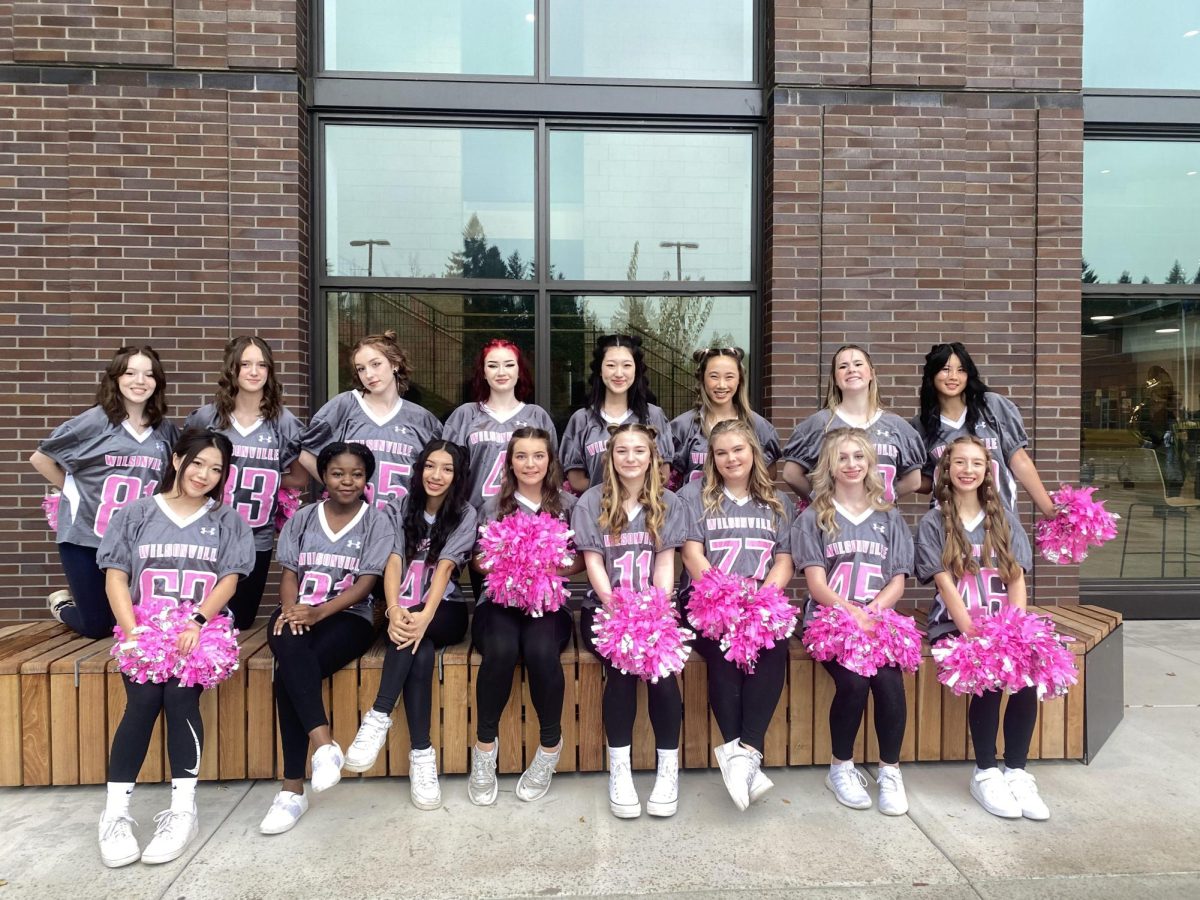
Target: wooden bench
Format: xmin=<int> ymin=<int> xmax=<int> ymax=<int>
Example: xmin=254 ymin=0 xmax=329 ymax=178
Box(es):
xmin=0 ymin=605 xmax=1124 ymax=786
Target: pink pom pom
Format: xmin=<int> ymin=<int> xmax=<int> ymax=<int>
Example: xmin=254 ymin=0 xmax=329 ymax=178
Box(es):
xmin=478 ymin=512 xmax=574 ymax=617
xmin=42 ymin=492 xmax=60 ymax=531
xmin=591 ymin=586 xmax=694 ymax=682
xmin=687 ymin=570 xmax=796 ymax=673
xmin=561 ymin=479 xmax=580 ymax=498
xmin=687 ymin=568 xmax=752 ymax=640
xmin=931 ymin=606 xmax=1077 ymax=699
xmin=794 ymin=496 xmax=810 ymax=517
xmin=111 ymin=595 xmax=240 ymax=689
xmin=1036 ymin=484 xmax=1120 ymax=565
xmin=802 ymin=606 xmax=921 ymax=677
xmin=274 ymin=487 xmax=302 ymax=532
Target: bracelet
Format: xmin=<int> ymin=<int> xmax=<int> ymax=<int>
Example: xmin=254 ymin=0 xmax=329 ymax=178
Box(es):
xmin=385 ymin=605 xmax=401 ymax=620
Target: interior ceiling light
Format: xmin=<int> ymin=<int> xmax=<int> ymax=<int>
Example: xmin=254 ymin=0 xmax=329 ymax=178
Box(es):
xmin=1156 ymin=328 xmax=1181 ymax=334
xmin=1090 ymin=315 xmax=1114 ymax=322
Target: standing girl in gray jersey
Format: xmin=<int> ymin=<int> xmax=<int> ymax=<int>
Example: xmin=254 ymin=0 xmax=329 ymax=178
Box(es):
xmin=467 ymin=427 xmax=584 ymax=806
xmin=95 ymin=428 xmax=254 ymax=867
xmin=792 ymin=428 xmax=914 ymax=816
xmin=559 ymin=335 xmax=674 ymax=493
xmin=915 ymin=342 xmax=1055 ymax=516
xmin=914 ymin=435 xmax=1046 ymax=821
xmin=261 ymin=443 xmax=393 ymax=835
xmin=782 ymin=345 xmax=924 ymax=504
xmin=32 ymin=345 xmax=179 ymax=638
xmin=679 ymin=419 xmax=793 ymax=810
xmin=298 ymin=330 xmax=442 ymax=510
xmin=669 ymin=347 xmax=780 ymax=486
xmin=343 ymin=440 xmax=476 ymax=811
xmin=573 ymin=423 xmax=687 ymax=819
xmin=184 ymin=336 xmax=306 ymax=628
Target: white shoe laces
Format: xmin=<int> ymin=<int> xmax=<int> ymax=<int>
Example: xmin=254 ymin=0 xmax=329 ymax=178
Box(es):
xmin=524 ymin=751 xmax=557 ymax=789
xmin=832 ymin=766 xmax=868 ymax=795
xmin=151 ymin=809 xmax=192 ymax=841
xmin=470 ymin=748 xmax=497 ymax=786
xmin=879 ymin=768 xmax=904 ymax=792
xmin=101 ymin=814 xmax=136 ymax=842
xmin=412 ymin=754 xmax=438 ymax=790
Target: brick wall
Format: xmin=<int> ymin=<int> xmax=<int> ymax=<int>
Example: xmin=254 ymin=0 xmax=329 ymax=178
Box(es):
xmin=0 ymin=1 xmax=308 ymax=620
xmin=766 ymin=2 xmax=1084 ymax=603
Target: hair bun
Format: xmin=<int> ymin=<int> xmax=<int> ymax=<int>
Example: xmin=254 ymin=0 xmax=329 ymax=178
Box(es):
xmin=382 ymin=329 xmax=399 ymax=343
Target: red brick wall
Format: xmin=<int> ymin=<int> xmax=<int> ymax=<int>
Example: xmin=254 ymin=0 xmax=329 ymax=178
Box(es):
xmin=0 ymin=2 xmax=308 ymax=620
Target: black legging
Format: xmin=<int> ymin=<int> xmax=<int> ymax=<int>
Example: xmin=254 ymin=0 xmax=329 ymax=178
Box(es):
xmin=822 ymin=660 xmax=907 ymax=764
xmin=969 ymin=686 xmax=1038 ymax=770
xmin=57 ymin=542 xmax=114 ymax=638
xmin=372 ymin=603 xmax=435 ymax=751
xmin=472 ymin=603 xmax=572 ymax=747
xmin=581 ymin=605 xmax=681 ymax=750
xmin=695 ymin=635 xmax=787 ymax=753
xmin=109 ymin=676 xmax=204 ymax=782
xmin=423 ymin=599 xmax=468 ymax=648
xmin=268 ymin=607 xmax=375 ymax=780
xmin=228 ymin=549 xmax=273 ymax=630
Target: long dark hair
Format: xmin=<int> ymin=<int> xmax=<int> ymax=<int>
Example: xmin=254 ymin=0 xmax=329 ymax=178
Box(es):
xmin=918 ymin=342 xmax=992 ymax=444
xmin=586 ymin=334 xmax=656 ymax=424
xmin=496 ymin=427 xmax=565 ymax=520
xmin=160 ymin=427 xmax=234 ymax=504
xmin=213 ymin=335 xmax=284 ymax=428
xmin=470 ymin=339 xmax=534 ymax=404
xmin=403 ymin=440 xmax=470 ymax=565
xmin=96 ymin=345 xmax=168 ymax=427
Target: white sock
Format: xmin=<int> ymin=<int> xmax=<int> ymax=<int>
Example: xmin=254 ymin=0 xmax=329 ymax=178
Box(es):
xmin=170 ymin=777 xmax=198 ymax=814
xmin=105 ymin=782 xmax=134 ymax=818
xmin=657 ymin=748 xmax=679 ymax=764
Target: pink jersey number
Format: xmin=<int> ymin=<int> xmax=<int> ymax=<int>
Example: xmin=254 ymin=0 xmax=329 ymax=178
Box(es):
xmin=224 ymin=464 xmax=280 ymax=529
xmin=396 ymin=559 xmax=427 ymax=608
xmin=366 ymin=461 xmax=411 ymax=511
xmin=297 ymin=570 xmax=355 ymax=606
xmin=613 ymin=549 xmax=653 ymax=592
xmin=94 ymin=475 xmax=156 ymax=538
xmin=957 ymin=567 xmax=1006 ymax=615
xmin=481 ymin=452 xmax=507 ymax=499
xmin=708 ymin=537 xmax=776 ymax=580
xmin=138 ymin=568 xmax=219 ymax=605
xmin=877 ymin=463 xmax=897 ymax=502
xmin=826 ymin=561 xmax=885 ymax=604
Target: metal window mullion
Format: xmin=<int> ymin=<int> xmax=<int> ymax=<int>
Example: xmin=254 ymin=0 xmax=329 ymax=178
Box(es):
xmin=536 ymin=118 xmax=552 ymax=406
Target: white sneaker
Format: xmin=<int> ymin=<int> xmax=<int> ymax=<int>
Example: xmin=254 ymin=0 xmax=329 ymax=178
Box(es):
xmin=140 ymin=808 xmax=198 ymax=864
xmin=877 ymin=766 xmax=909 ymax=816
xmin=98 ymin=813 xmax=140 ymax=868
xmin=516 ymin=744 xmax=561 ymax=803
xmin=468 ymin=743 xmax=499 ymax=807
xmin=749 ymin=767 xmax=774 ymax=804
xmin=409 ymin=747 xmax=442 ymax=810
xmin=1004 ymin=767 xmax=1050 ymax=821
xmin=47 ymin=590 xmax=73 ymax=624
xmin=259 ymin=790 xmax=309 ymax=834
xmin=971 ymin=766 xmax=1021 ymax=818
xmin=344 ymin=710 xmax=392 ymax=772
xmin=825 ymin=761 xmax=872 ymax=810
xmin=713 ymin=739 xmax=756 ymax=811
xmin=607 ymin=746 xmax=640 ymax=818
xmin=646 ymin=749 xmax=679 ymax=817
xmin=310 ymin=741 xmax=344 ymax=793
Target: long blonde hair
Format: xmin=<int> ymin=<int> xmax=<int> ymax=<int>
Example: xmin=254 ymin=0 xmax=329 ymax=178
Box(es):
xmin=808 ymin=427 xmax=889 ymax=538
xmin=692 ymin=347 xmax=754 ymax=437
xmin=822 ymin=345 xmax=884 ymax=428
xmin=934 ymin=435 xmax=1020 ymax=583
xmin=700 ymin=419 xmax=784 ymax=522
xmin=598 ymin=423 xmax=667 ymax=546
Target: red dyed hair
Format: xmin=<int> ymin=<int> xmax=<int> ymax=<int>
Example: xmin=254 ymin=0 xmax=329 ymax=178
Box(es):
xmin=470 ymin=339 xmax=533 ymax=403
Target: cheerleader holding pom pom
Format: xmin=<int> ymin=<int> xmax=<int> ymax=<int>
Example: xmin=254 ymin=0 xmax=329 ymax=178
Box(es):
xmin=572 ymin=423 xmax=688 ymax=819
xmin=914 ymin=435 xmax=1050 ymax=821
xmin=96 ymin=428 xmax=254 ymax=867
xmin=261 ymin=442 xmax=393 ymax=835
xmin=791 ymin=428 xmax=916 ymax=816
xmin=467 ymin=427 xmax=584 ymax=806
xmin=678 ymin=419 xmax=795 ymax=810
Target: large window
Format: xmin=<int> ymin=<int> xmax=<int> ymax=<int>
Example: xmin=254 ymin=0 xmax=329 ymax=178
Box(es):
xmin=1084 ymin=1 xmax=1200 ymax=91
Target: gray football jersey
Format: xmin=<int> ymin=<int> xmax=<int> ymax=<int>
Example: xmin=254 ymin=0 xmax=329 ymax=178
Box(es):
xmin=39 ymin=406 xmax=179 ymax=548
xmin=475 ymin=491 xmax=578 ymax=606
xmin=558 ymin=405 xmax=675 ymax=487
xmin=782 ymin=410 xmax=924 ymax=503
xmin=183 ymin=403 xmax=303 ymax=551
xmin=915 ymin=392 xmax=1029 ymax=511
xmin=384 ymin=497 xmax=479 ymax=608
xmin=791 ymin=503 xmax=915 ymax=625
xmin=276 ymin=500 xmax=394 ymax=623
xmin=96 ymin=495 xmax=254 ymax=610
xmin=571 ymin=485 xmax=687 ymax=608
xmin=442 ymin=402 xmax=558 ymax=510
xmin=300 ymin=391 xmax=442 ymax=512
xmin=914 ymin=507 xmax=1033 ymax=642
xmin=669 ymin=410 xmax=781 ymax=485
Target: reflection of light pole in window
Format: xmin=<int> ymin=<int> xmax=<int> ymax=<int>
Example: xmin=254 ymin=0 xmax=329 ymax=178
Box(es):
xmin=350 ymin=239 xmax=390 ymax=277
xmin=659 ymin=240 xmax=699 ymax=281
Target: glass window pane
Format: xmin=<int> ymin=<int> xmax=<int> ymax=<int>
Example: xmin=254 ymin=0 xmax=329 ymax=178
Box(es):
xmin=1081 ymin=297 xmax=1200 ymax=582
xmin=325 ymin=126 xmax=535 ymax=280
xmin=1083 ymin=0 xmax=1200 ymax=90
xmin=1083 ymin=141 xmax=1200 ymax=285
xmin=549 ymin=131 xmax=753 ymax=282
xmin=548 ymin=0 xmax=753 ymax=82
xmin=328 ymin=292 xmax=535 ymax=416
xmin=547 ymin=294 xmax=752 ymax=433
xmin=323 ymin=0 xmax=534 ymax=75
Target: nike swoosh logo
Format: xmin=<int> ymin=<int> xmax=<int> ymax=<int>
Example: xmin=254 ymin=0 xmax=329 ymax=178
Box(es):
xmin=185 ymin=720 xmax=201 ymax=776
